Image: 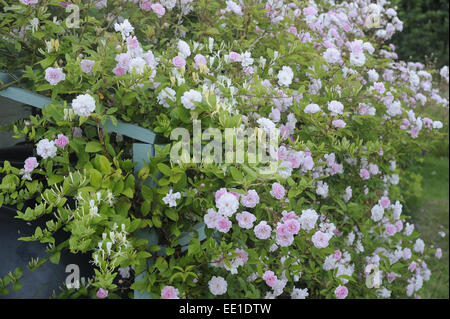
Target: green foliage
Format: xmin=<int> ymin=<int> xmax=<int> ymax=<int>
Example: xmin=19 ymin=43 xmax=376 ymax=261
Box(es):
xmin=392 ymin=0 xmax=449 ymax=68
xmin=0 ymin=0 xmax=448 ymax=300
xmin=0 ymin=267 xmax=23 ymax=296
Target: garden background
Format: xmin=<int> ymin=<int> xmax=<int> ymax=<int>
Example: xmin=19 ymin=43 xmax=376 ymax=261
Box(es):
xmin=389 ymin=0 xmax=449 ymax=299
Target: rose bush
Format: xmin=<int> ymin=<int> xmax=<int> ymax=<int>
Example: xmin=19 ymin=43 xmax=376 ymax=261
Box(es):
xmin=0 ymin=0 xmax=448 ymax=299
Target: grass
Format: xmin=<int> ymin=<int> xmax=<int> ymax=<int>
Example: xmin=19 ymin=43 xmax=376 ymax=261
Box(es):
xmin=408 ymin=155 xmax=449 ymax=299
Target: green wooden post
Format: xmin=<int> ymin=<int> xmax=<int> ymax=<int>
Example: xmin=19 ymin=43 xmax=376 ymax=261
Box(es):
xmin=132 ymin=143 xmax=157 ymax=299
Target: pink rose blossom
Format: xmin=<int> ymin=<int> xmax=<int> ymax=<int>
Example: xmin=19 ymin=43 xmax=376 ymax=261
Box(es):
xmin=113 ymin=67 xmax=126 ymax=76
xmin=334 ymin=285 xmax=348 ymax=299
xmin=288 ymin=26 xmax=298 ymax=35
xmin=378 ymin=147 xmax=384 ymax=156
xmin=45 ymin=67 xmax=66 ymax=85
xmin=254 ymin=221 xmax=272 ymax=240
xmin=270 ymin=182 xmax=285 ymax=200
xmin=215 ymin=188 xmax=228 ymax=202
xmin=21 ymin=0 xmax=38 ymax=4
xmin=379 ymin=196 xmax=391 ymax=209
xmin=303 ymin=156 xmax=314 ymax=170
xmin=304 ymin=7 xmax=317 ymax=15
xmin=281 ymin=211 xmax=298 ymax=223
xmin=334 ymin=250 xmax=342 ymax=260
xmin=385 ymin=224 xmax=396 ymax=236
xmin=400 ymin=118 xmax=410 ymax=130
xmin=55 ymin=134 xmax=69 ymax=148
xmin=331 ymin=163 xmax=342 ymax=174
xmin=151 ymin=3 xmax=165 ymax=17
xmin=229 ymin=191 xmax=241 ymax=199
xmin=276 ymin=223 xmax=289 ymax=237
xmin=243 ymin=66 xmax=254 ymax=74
xmin=368 ymin=163 xmax=379 ymax=175
xmin=408 ymin=262 xmax=417 ymax=272
xmin=277 ymin=146 xmax=288 ymax=160
xmin=80 ymin=59 xmax=95 ymax=74
xmin=126 ymin=36 xmax=140 ymax=50
xmin=360 ymin=168 xmax=370 ymax=180
xmin=262 ymin=270 xmax=277 ymax=287
xmin=24 ymin=157 xmax=38 ymax=173
xmin=289 ymin=155 xmax=301 ymax=169
xmin=422 ymin=117 xmax=433 ymax=129
xmin=332 ymin=119 xmax=346 ymax=128
xmin=276 ymin=233 xmax=294 ymax=247
xmin=172 ymin=56 xmax=186 ymax=68
xmin=229 ymin=52 xmax=242 ymax=62
xmin=395 ymin=220 xmax=403 ymax=232
xmin=115 ymin=53 xmax=131 ymax=70
xmin=409 ymin=127 xmax=419 ymax=139
xmin=387 ymin=272 xmax=397 ymax=283
xmin=240 ymin=190 xmax=260 ymax=208
xmin=96 ymin=288 xmax=108 ymax=299
xmin=194 ymin=54 xmax=207 ymax=68
xmin=217 ymin=217 xmax=232 ymax=233
xmin=236 ymin=211 xmax=256 ymax=229
xmin=403 ymin=248 xmax=412 ymax=260
xmin=161 ymin=286 xmax=179 ymax=299
xmin=285 ymin=219 xmax=300 ymax=235
xmin=281 ymin=125 xmax=291 ymax=140
xmin=334 ymin=229 xmax=343 ymax=237
xmin=140 ymin=0 xmax=152 ymax=11
xmin=374 ymin=82 xmax=385 ymax=94
xmin=311 ymin=231 xmax=330 ymax=248
xmin=59 ymin=1 xmax=71 ymax=8
xmin=236 ymin=249 xmax=248 ymax=263
xmin=204 ymin=209 xmax=220 ymax=229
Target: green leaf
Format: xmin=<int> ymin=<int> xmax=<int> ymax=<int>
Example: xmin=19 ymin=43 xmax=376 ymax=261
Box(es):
xmin=85 ymin=141 xmax=103 ymax=153
xmin=12 ymin=282 xmax=22 ymax=292
xmin=97 ymin=155 xmax=112 ymax=174
xmin=0 ymin=288 xmax=9 ymax=296
xmin=47 ymin=174 xmax=64 ymax=186
xmin=165 ymin=247 xmax=175 ymax=256
xmin=152 ymin=215 xmax=162 ymax=228
xmin=229 ymin=167 xmax=243 ymax=181
xmin=39 ymin=56 xmax=57 ymax=69
xmin=122 ymin=188 xmax=134 ymax=198
xmin=141 ymin=201 xmax=151 ymax=216
xmin=157 ymin=163 xmax=172 ymax=176
xmin=141 ymin=185 xmax=153 ymax=201
xmin=165 ymin=209 xmax=178 ymax=222
xmin=49 ymin=251 xmax=61 ymax=264
xmin=89 ymin=169 xmax=102 ymax=188
xmin=338 ymin=274 xmax=356 ymax=283
xmin=13 ymin=268 xmax=23 ymax=279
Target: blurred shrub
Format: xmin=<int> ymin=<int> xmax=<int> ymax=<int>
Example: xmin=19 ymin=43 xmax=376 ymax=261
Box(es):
xmin=392 ymin=0 xmax=449 ymax=69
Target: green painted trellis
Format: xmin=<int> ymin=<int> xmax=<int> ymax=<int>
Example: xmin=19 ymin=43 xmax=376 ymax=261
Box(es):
xmin=0 ymin=71 xmax=205 ymax=299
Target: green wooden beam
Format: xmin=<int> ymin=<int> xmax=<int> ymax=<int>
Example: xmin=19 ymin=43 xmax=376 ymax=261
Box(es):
xmin=0 ymin=72 xmax=156 ymax=144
